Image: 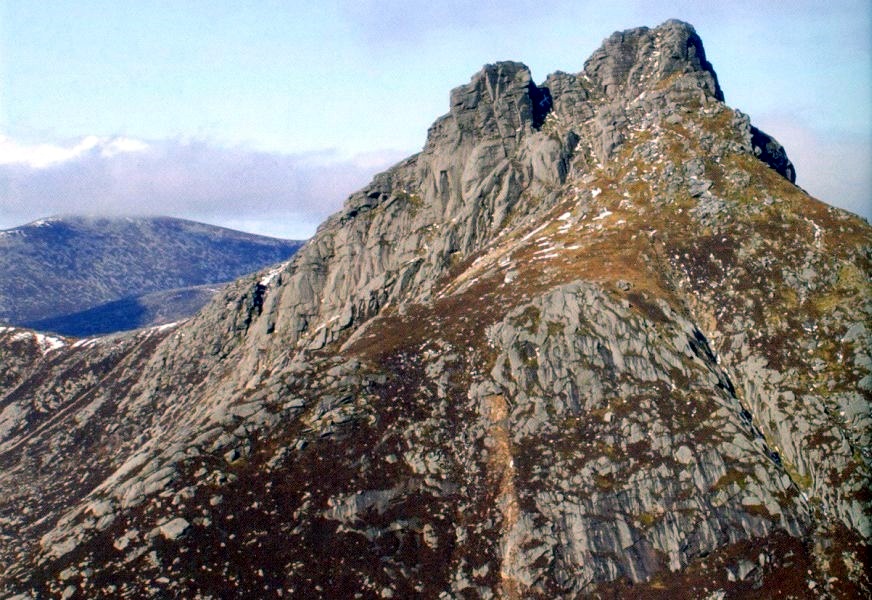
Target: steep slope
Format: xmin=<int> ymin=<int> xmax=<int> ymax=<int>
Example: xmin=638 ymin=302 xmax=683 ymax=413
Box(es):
xmin=0 ymin=216 xmax=304 ymax=332
xmin=1 ymin=20 xmax=869 ymax=599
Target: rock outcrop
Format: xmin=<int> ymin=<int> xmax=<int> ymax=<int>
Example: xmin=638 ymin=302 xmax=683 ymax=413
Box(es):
xmin=1 ymin=20 xmax=869 ymax=599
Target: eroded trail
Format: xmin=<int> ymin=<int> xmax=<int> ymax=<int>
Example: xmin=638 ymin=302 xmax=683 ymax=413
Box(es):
xmin=484 ymin=393 xmax=523 ymax=599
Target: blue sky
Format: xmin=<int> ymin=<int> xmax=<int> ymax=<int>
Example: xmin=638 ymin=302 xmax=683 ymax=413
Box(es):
xmin=1 ymin=0 xmax=869 ymax=238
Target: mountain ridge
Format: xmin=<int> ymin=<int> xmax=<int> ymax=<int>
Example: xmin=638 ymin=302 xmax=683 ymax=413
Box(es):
xmin=0 ymin=215 xmax=304 ymax=334
xmin=1 ymin=19 xmax=869 ymax=598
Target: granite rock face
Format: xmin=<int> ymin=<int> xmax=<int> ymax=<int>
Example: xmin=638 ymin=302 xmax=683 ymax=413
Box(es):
xmin=1 ymin=20 xmax=870 ymax=599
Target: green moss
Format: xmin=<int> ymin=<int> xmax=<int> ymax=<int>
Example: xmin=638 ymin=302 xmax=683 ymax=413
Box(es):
xmin=512 ymin=306 xmax=541 ymax=333
xmin=522 ymin=353 xmax=539 ymax=370
xmin=541 ymin=113 xmax=564 ymax=140
xmin=654 ymin=71 xmax=683 ymax=92
xmin=813 ymin=264 xmax=869 ymax=314
xmin=638 ymin=511 xmax=658 ymax=527
xmin=700 ymin=107 xmax=735 ymax=133
xmin=595 ymin=440 xmax=619 ymax=459
xmin=594 ymin=473 xmax=614 ymax=490
xmin=394 ymin=189 xmax=422 ymax=206
xmin=546 ymin=321 xmax=563 ymax=336
xmin=712 ymin=469 xmax=748 ymax=491
xmin=783 ymin=461 xmax=813 ymax=490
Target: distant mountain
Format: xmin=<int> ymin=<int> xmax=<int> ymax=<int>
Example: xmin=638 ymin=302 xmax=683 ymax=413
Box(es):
xmin=0 ymin=216 xmax=304 ymax=334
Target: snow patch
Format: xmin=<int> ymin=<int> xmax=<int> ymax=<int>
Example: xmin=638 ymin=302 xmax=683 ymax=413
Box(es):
xmin=72 ymin=338 xmax=100 ymax=349
xmin=592 ymin=210 xmax=613 ymax=221
xmin=520 ymin=222 xmax=550 ymax=242
xmin=260 ymin=265 xmax=285 ymax=287
xmin=34 ymin=333 xmax=66 ymax=354
xmin=558 ymin=217 xmax=573 ymax=234
xmin=8 ymin=330 xmax=65 ymax=354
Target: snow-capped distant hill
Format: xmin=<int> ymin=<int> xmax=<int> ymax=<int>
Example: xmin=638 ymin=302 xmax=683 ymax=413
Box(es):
xmin=0 ymin=216 xmax=304 ymax=334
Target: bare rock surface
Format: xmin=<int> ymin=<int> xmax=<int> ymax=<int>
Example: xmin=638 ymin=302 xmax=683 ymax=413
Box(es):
xmin=1 ymin=20 xmax=869 ymax=599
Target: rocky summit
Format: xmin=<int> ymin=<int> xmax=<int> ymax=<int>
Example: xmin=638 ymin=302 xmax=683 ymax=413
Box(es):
xmin=1 ymin=20 xmax=870 ymax=599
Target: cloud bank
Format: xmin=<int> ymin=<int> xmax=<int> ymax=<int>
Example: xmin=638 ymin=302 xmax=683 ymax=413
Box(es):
xmin=0 ymin=136 xmax=404 ymax=239
xmin=1 ymin=122 xmax=867 ymax=244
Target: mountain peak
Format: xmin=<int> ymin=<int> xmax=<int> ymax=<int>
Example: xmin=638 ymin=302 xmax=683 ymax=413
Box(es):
xmin=584 ymin=19 xmax=724 ymax=102
xmin=2 ymin=21 xmax=869 ymax=598
xmin=434 ymin=20 xmax=726 ymax=160
xmin=448 ymin=61 xmax=552 ymax=136
xmin=288 ymin=21 xmax=798 ymax=353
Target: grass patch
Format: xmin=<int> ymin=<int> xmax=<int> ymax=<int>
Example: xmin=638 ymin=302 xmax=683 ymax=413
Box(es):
xmin=712 ymin=469 xmax=747 ymax=491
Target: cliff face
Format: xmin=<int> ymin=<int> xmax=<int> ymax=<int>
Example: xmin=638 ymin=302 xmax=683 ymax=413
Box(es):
xmin=1 ymin=20 xmax=870 ymax=598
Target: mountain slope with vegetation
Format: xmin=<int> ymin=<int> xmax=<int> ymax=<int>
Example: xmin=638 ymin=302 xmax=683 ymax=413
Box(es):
xmin=0 ymin=20 xmax=869 ymax=598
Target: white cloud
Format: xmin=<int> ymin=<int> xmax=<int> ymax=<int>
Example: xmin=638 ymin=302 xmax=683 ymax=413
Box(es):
xmin=0 ymin=135 xmax=149 ymax=169
xmin=0 ymin=134 xmax=404 ymax=239
xmin=100 ymin=137 xmax=150 ymax=158
xmin=1 ymin=117 xmax=867 ymax=243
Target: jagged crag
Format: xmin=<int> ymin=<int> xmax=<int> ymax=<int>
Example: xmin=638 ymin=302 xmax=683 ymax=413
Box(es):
xmin=1 ymin=20 xmax=870 ymax=599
